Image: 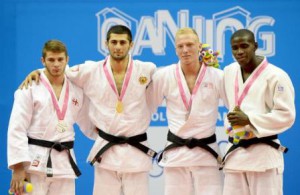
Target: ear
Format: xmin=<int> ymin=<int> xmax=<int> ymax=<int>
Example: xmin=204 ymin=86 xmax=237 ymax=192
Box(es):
xmin=199 ymin=43 xmax=203 ymax=51
xmin=254 ymin=42 xmax=258 ymax=51
xmin=129 ymin=41 xmax=134 ymax=49
xmin=66 ymin=56 xmax=69 ymax=64
xmin=175 ymin=47 xmax=179 ymax=56
xmin=41 ymin=57 xmax=45 ymax=66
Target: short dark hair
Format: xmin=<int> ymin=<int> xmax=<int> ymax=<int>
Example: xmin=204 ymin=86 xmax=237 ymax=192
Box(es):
xmin=42 ymin=40 xmax=68 ymax=58
xmin=231 ymin=29 xmax=255 ymax=43
xmin=106 ymin=25 xmax=133 ymax=43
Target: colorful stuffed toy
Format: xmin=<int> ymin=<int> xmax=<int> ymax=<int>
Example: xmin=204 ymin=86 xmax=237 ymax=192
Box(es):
xmin=225 ymin=106 xmax=254 ymax=145
xmin=199 ymin=43 xmax=220 ymax=68
xmin=226 ymin=125 xmax=253 ymax=145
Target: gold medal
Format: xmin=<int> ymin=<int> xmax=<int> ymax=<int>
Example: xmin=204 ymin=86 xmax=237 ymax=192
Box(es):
xmin=116 ymin=101 xmax=123 ymax=113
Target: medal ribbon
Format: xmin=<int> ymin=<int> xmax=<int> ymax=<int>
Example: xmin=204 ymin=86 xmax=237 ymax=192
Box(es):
xmin=40 ymin=75 xmax=69 ymax=120
xmin=103 ymin=56 xmax=133 ymax=101
xmin=176 ymin=63 xmax=207 ymax=111
xmin=235 ymin=58 xmax=268 ymax=106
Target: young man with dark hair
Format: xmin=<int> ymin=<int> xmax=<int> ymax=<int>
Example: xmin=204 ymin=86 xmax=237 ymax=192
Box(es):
xmin=222 ymin=29 xmax=295 ymax=195
xmin=8 ymin=40 xmax=94 ymax=195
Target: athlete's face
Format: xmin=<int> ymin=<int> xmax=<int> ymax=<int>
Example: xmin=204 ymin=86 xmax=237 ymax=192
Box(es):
xmin=41 ymin=51 xmax=68 ymax=78
xmin=106 ymin=33 xmax=133 ymax=61
xmin=175 ymin=33 xmax=202 ymax=66
xmin=231 ymin=34 xmax=257 ymax=68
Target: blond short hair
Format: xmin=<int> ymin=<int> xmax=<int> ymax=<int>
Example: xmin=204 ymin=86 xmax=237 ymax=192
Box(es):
xmin=175 ymin=27 xmax=200 ymax=42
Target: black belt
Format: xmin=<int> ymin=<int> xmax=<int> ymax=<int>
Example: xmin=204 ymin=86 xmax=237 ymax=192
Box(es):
xmin=89 ymin=129 xmax=157 ymax=165
xmin=158 ymin=131 xmax=220 ymax=162
xmin=220 ymin=135 xmax=288 ymax=169
xmin=28 ymin=137 xmax=81 ymax=177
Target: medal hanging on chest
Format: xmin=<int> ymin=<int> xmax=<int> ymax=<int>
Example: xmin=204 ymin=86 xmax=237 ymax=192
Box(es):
xmin=226 ymin=60 xmax=268 ymax=143
xmin=40 ymin=75 xmax=70 ymax=133
xmin=56 ymin=120 xmax=68 ymax=133
xmin=185 ymin=110 xmax=191 ymax=121
xmin=103 ymin=56 xmax=134 ymax=114
xmin=116 ymin=100 xmax=124 ymax=113
xmin=176 ymin=64 xmax=207 ymax=121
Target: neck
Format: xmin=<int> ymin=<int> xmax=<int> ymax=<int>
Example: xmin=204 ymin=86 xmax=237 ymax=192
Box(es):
xmin=44 ymin=71 xmax=64 ymax=86
xmin=242 ymin=55 xmax=264 ymax=73
xmin=181 ymin=61 xmax=201 ymax=76
xmin=110 ymin=55 xmax=129 ymax=73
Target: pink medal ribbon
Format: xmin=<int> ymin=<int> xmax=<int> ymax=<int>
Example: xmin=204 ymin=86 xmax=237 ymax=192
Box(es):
xmin=234 ymin=58 xmax=268 ymax=106
xmin=103 ymin=56 xmax=133 ymax=113
xmin=228 ymin=59 xmax=268 ymax=141
xmin=40 ymin=74 xmax=70 ymax=132
xmin=176 ymin=63 xmax=207 ymax=111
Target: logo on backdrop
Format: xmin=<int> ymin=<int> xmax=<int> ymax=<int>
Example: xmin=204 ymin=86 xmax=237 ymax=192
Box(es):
xmin=96 ymin=6 xmax=276 ymax=62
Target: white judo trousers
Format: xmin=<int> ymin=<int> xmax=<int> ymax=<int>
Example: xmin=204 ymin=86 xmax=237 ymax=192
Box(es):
xmin=147 ymin=63 xmax=227 ymax=195
xmin=222 ymin=57 xmax=295 ymax=195
xmin=30 ymin=174 xmax=75 ymax=195
xmin=93 ymin=167 xmax=149 ymax=195
xmin=7 ymin=72 xmax=95 ymax=195
xmin=164 ymin=166 xmax=223 ymax=195
xmin=223 ymin=169 xmax=283 ymax=195
xmin=67 ymin=57 xmax=156 ymax=195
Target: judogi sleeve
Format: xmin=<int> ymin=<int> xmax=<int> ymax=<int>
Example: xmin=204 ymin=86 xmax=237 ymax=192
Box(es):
xmin=146 ymin=67 xmax=167 ymax=114
xmin=75 ymin=94 xmax=97 ymax=140
xmin=7 ymin=89 xmax=33 ymax=169
xmin=65 ymin=61 xmax=98 ymax=89
xmin=216 ymin=69 xmax=229 ymax=109
xmin=248 ymin=71 xmax=296 ymax=137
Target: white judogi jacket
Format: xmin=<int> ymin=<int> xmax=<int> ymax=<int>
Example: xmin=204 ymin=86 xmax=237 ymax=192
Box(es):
xmin=7 ymin=71 xmax=94 ymax=178
xmin=223 ymin=57 xmax=295 ymax=172
xmin=67 ymin=57 xmax=156 ymax=172
xmin=147 ymin=63 xmax=227 ymax=167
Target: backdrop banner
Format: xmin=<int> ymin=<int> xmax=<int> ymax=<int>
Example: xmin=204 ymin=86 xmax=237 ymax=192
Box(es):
xmin=1 ymin=1 xmax=299 ymax=194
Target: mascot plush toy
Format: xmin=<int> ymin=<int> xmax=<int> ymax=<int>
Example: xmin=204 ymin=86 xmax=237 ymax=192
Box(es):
xmin=199 ymin=43 xmax=220 ymax=68
xmin=226 ymin=126 xmax=253 ymax=145
xmin=225 ymin=106 xmax=254 ymax=145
